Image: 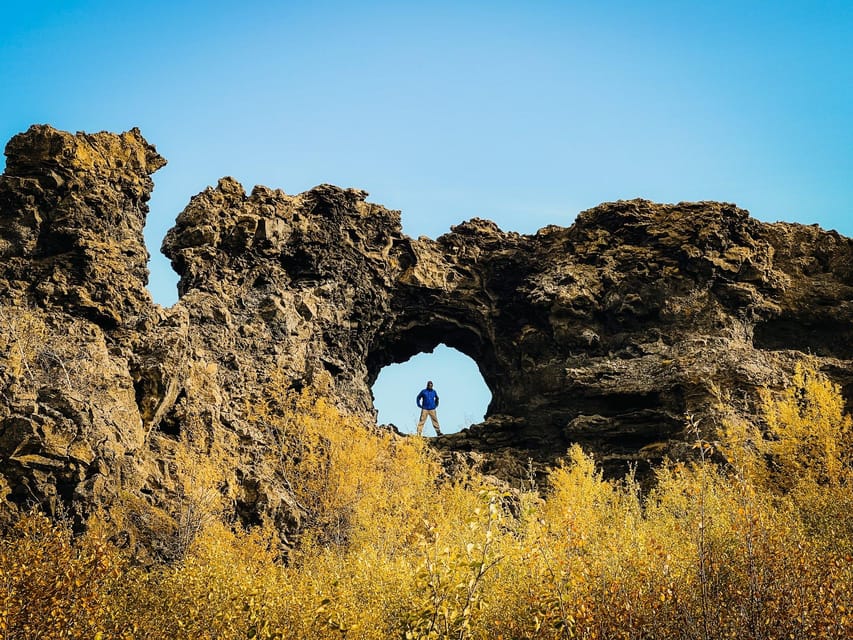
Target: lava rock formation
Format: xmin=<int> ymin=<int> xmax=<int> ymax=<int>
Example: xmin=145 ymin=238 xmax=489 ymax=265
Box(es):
xmin=1 ymin=125 xmax=852 ymax=539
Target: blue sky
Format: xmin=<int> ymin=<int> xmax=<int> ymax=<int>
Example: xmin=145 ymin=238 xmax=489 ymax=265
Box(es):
xmin=2 ymin=1 xmax=851 ymax=433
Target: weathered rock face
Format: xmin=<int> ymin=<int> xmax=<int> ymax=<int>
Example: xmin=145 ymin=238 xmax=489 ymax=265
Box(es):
xmin=2 ymin=125 xmax=852 ymax=540
xmin=0 ymin=125 xmax=164 ymax=326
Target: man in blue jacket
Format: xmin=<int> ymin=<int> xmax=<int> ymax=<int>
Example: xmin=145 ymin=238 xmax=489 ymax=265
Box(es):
xmin=416 ymin=380 xmax=442 ymax=436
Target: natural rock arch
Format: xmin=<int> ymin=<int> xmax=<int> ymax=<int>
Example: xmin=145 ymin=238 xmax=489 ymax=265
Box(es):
xmin=365 ymin=311 xmax=498 ymax=388
xmin=2 ymin=124 xmax=853 ymax=533
xmin=370 ymin=344 xmax=491 ymax=435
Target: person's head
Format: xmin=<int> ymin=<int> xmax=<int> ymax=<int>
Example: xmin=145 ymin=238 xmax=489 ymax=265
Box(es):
xmin=426 ymin=381 xmax=433 ymax=389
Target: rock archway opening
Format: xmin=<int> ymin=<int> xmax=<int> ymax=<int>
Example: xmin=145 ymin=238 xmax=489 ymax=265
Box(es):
xmin=371 ymin=344 xmax=492 ymax=435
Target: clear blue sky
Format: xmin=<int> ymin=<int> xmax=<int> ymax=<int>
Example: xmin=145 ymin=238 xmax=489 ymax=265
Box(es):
xmin=2 ymin=1 xmax=851 ymax=433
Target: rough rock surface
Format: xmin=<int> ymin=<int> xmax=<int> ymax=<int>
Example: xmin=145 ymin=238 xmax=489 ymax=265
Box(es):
xmin=2 ymin=125 xmax=852 ymax=542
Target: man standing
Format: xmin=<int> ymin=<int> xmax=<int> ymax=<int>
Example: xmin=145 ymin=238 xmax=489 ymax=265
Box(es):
xmin=416 ymin=380 xmax=442 ymax=436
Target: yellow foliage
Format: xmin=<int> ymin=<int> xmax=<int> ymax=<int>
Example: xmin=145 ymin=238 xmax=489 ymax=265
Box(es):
xmin=760 ymin=360 xmax=852 ymax=488
xmin=0 ymin=306 xmax=79 ymax=386
xmin=246 ymin=373 xmax=443 ymax=551
xmin=0 ymin=510 xmax=120 ymax=639
xmin=719 ymin=361 xmax=853 ymax=551
xmin=103 ymin=413 xmax=235 ymax=563
xmin=1 ymin=360 xmax=852 ymax=638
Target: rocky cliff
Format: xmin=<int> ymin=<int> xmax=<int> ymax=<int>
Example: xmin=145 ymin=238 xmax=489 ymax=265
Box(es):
xmin=2 ymin=125 xmax=852 ymax=543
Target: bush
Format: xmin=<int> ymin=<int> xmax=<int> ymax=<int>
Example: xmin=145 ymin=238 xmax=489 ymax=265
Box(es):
xmin=1 ymin=361 xmax=851 ymax=638
xmin=0 ymin=510 xmax=120 ymax=639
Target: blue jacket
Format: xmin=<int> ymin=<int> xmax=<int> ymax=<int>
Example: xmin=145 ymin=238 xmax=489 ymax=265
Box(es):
xmin=416 ymin=388 xmax=439 ymax=410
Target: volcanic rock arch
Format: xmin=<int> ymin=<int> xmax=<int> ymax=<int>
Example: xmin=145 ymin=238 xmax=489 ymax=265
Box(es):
xmin=365 ymin=317 xmax=499 ymax=403
xmin=2 ymin=125 xmax=853 ymax=532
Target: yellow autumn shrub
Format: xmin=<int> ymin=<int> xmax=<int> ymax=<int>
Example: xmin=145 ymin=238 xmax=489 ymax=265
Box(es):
xmin=0 ymin=510 xmax=121 ymax=639
xmin=1 ymin=359 xmax=851 ymax=639
xmin=761 ymin=360 xmax=852 ymax=488
xmin=245 ymin=372 xmax=444 ymax=551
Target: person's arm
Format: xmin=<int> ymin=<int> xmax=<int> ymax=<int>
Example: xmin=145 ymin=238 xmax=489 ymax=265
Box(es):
xmin=434 ymin=392 xmax=439 ymax=407
xmin=416 ymin=391 xmax=424 ymax=408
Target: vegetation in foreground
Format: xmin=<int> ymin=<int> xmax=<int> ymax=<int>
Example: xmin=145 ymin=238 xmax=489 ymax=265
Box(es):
xmin=1 ymin=362 xmax=851 ymax=639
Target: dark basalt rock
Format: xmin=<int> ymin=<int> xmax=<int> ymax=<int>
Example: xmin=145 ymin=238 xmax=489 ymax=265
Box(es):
xmin=2 ymin=125 xmax=852 ymax=539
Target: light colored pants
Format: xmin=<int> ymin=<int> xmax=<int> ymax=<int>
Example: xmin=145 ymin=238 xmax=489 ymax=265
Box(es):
xmin=417 ymin=409 xmax=441 ymax=436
